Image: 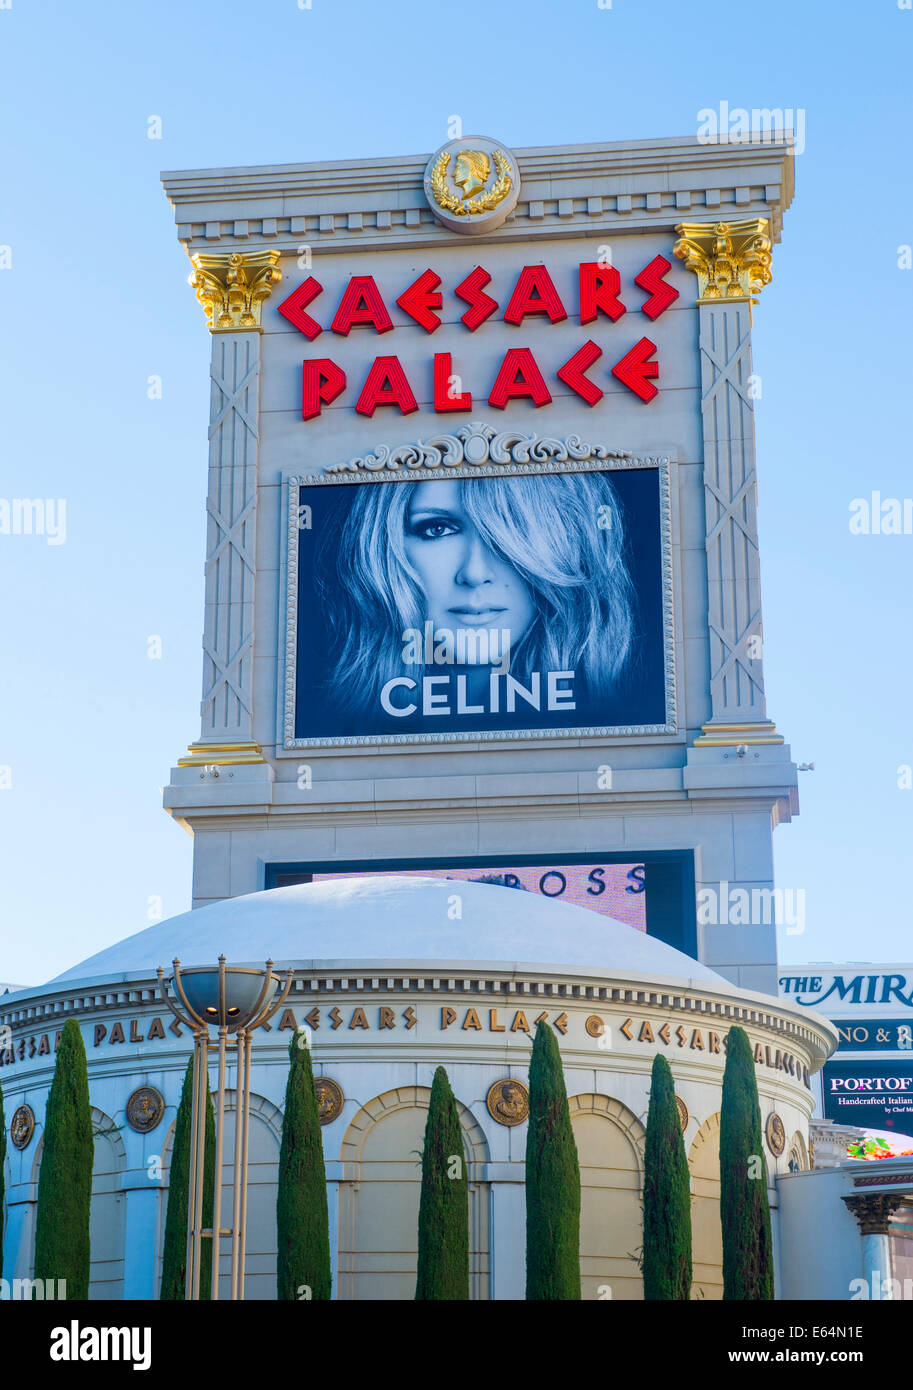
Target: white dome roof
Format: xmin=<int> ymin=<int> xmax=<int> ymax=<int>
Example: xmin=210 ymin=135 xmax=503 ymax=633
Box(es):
xmin=51 ymin=875 xmax=728 ymax=989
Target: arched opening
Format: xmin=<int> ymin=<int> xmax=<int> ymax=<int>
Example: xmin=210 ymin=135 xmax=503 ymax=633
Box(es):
xmin=88 ymin=1108 xmax=126 ymax=1299
xmin=27 ymin=1108 xmax=127 ymax=1298
xmin=786 ymin=1130 xmax=809 ymax=1173
xmin=214 ymin=1093 xmax=282 ymax=1300
xmin=688 ymin=1111 xmax=722 ymax=1301
xmin=568 ymin=1093 xmax=645 ymax=1301
xmin=338 ymin=1085 xmax=490 ymax=1301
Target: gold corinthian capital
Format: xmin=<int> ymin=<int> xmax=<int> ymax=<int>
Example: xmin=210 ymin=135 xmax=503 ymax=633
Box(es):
xmin=188 ymin=249 xmax=282 ymax=331
xmin=672 ymin=218 xmax=772 ymax=303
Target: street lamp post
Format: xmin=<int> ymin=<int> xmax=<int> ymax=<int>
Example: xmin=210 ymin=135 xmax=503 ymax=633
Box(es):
xmin=157 ymin=955 xmax=293 ymax=1300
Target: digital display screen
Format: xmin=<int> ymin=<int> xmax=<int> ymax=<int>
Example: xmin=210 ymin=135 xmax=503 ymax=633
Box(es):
xmin=307 ymin=861 xmax=647 ymax=931
xmin=822 ymin=1062 xmax=913 ymax=1138
xmin=265 ymin=851 xmax=697 ymax=957
xmin=292 ymin=467 xmax=667 ymax=742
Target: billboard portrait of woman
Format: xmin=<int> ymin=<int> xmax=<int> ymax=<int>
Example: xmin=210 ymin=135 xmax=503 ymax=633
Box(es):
xmin=294 ymin=467 xmax=667 ymax=741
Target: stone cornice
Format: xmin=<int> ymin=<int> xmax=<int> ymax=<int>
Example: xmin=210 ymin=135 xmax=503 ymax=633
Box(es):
xmin=162 ymin=134 xmax=795 ymax=255
xmin=161 ymin=780 xmax=801 ymax=830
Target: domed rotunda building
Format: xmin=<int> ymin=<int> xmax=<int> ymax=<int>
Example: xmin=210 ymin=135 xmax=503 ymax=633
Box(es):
xmin=1 ymin=876 xmax=834 ymax=1300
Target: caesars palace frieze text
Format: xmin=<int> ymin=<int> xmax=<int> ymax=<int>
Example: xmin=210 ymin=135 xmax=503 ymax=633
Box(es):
xmin=0 ymin=1005 xmax=811 ymax=1088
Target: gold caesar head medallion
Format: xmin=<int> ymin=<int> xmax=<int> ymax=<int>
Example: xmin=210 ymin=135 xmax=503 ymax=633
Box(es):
xmin=425 ymin=137 xmax=520 ymax=235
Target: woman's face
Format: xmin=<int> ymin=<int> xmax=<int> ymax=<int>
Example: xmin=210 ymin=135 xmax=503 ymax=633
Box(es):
xmin=403 ymin=482 xmax=536 ymax=657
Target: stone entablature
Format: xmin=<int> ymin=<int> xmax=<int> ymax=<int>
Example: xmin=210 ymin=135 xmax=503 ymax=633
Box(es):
xmin=162 ymin=135 xmax=794 ymax=254
xmin=0 ymin=965 xmax=836 ymax=1086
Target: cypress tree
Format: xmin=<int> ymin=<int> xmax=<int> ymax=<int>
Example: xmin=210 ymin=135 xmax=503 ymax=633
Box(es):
xmin=0 ymin=1081 xmax=6 ymax=1281
xmin=276 ymin=1034 xmax=331 ymax=1300
xmin=642 ymin=1053 xmax=692 ymax=1299
xmin=34 ymin=1018 xmax=93 ymax=1298
xmin=720 ymin=1025 xmax=774 ymax=1300
xmin=415 ymin=1065 xmax=469 ymax=1300
xmin=160 ymin=1057 xmax=216 ymax=1300
xmin=525 ymin=1020 xmax=581 ymax=1299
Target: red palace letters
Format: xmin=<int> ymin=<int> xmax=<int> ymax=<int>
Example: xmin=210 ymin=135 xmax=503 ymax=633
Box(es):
xmin=275 ymin=258 xmax=681 ymax=422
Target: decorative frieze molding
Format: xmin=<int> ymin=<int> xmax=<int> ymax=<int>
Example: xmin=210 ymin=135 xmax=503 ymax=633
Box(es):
xmin=673 ymin=218 xmax=773 ymax=303
xmin=323 ymin=420 xmax=667 ymax=476
xmin=189 ymin=249 xmax=282 ymax=331
xmin=173 ymin=191 xmax=785 ymax=252
xmin=852 ymin=1172 xmax=913 ymax=1189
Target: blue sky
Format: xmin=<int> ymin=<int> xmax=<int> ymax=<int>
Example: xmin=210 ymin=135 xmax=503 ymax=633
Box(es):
xmin=1 ymin=0 xmax=911 ymax=984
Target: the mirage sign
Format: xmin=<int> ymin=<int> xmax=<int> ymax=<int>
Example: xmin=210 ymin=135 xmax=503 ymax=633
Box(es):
xmin=778 ymin=967 xmax=913 ymax=1013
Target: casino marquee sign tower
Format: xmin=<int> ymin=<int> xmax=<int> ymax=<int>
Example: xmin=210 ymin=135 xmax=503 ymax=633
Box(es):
xmin=161 ymin=131 xmax=796 ymax=985
xmin=0 ymin=132 xmax=836 ymax=1302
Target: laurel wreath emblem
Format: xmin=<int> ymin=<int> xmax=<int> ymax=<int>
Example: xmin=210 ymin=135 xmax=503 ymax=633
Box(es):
xmin=431 ymin=149 xmax=513 ymax=216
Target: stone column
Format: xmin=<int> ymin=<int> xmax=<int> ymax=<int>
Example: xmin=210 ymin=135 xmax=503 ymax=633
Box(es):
xmin=486 ymin=1163 xmax=526 ymax=1300
xmin=176 ymin=250 xmax=282 ymax=770
xmin=324 ymin=1161 xmax=343 ymax=1300
xmin=843 ymin=1193 xmax=904 ymax=1299
xmin=121 ymin=1181 xmax=161 ymax=1300
xmin=673 ymin=219 xmax=782 ymax=749
xmin=2 ymin=1197 xmax=36 ymax=1281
